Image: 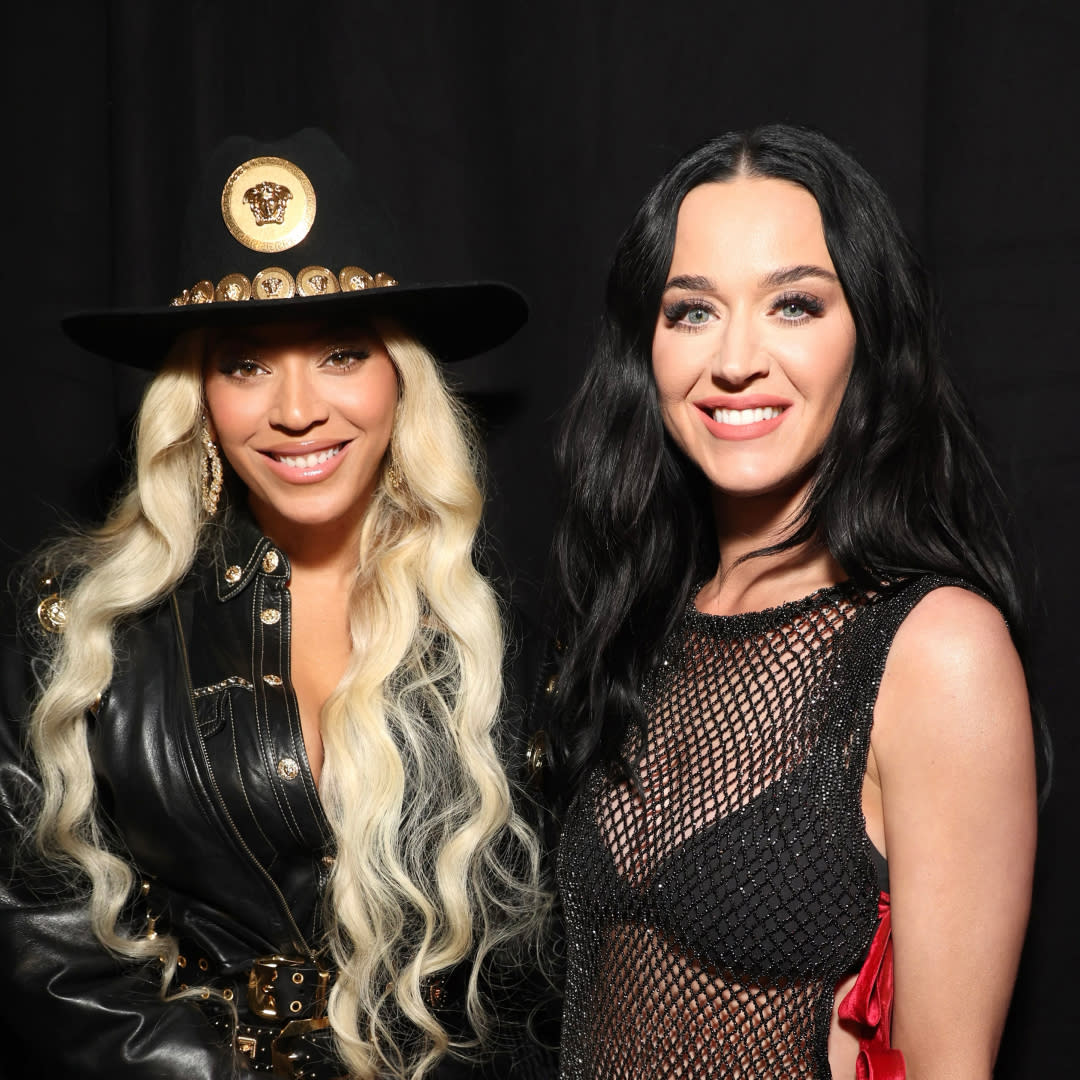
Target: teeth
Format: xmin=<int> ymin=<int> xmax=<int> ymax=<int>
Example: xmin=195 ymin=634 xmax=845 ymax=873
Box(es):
xmin=275 ymin=445 xmax=342 ymax=468
xmin=712 ymin=406 xmax=783 ymax=426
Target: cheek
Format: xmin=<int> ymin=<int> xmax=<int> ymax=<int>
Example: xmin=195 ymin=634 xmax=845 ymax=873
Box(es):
xmin=203 ymin=379 xmax=260 ymax=447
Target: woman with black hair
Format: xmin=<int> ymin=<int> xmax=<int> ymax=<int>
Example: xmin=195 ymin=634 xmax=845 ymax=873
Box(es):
xmin=547 ymin=125 xmax=1038 ymax=1079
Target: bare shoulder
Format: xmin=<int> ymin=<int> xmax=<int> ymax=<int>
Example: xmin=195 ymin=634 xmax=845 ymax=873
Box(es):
xmin=874 ymin=584 xmax=1031 ymax=756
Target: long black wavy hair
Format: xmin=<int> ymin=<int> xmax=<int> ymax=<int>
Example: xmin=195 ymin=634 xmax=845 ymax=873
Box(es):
xmin=550 ymin=122 xmax=1045 ymax=807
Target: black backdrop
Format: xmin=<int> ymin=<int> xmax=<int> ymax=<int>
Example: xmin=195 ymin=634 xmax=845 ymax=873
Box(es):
xmin=5 ymin=2 xmax=1077 ymax=1073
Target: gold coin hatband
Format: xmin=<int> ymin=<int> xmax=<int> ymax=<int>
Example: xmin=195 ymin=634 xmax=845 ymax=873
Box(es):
xmin=170 ymin=266 xmax=398 ymax=307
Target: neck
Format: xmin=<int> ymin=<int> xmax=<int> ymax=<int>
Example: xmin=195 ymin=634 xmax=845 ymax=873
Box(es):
xmin=700 ymin=483 xmax=846 ymax=616
xmin=247 ymin=497 xmax=366 ymax=584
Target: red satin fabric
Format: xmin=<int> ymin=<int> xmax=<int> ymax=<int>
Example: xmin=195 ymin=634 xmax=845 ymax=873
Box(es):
xmin=837 ymin=892 xmax=906 ymax=1080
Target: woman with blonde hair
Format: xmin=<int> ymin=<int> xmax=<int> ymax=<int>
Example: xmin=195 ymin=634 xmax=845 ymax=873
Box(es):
xmin=0 ymin=129 xmax=546 ymax=1079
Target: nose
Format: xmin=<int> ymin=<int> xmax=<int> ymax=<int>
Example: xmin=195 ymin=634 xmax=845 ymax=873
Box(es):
xmin=710 ymin=310 xmax=769 ymax=387
xmin=267 ymin=360 xmax=330 ymax=432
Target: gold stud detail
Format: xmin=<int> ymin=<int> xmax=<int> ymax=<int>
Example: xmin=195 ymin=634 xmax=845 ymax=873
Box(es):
xmin=223 ymin=987 xmax=234 ymax=1002
xmin=37 ymin=594 xmax=69 ymax=634
xmin=224 ymin=565 xmax=242 ymax=584
xmin=198 ymin=957 xmax=209 ymax=971
xmin=289 ymin=1000 xmax=303 ymax=1013
xmin=277 ymin=757 xmax=300 ymax=780
xmin=374 ymin=272 xmax=398 ymax=288
xmin=292 ymin=972 xmax=304 ymax=985
xmin=177 ymin=956 xmax=187 ymax=968
xmin=260 ymin=608 xmax=281 ymax=625
xmin=263 ymin=674 xmax=283 ymax=687
xmin=544 ymin=674 xmax=558 ymax=695
xmin=262 ymin=549 xmax=280 ymax=573
xmin=321 ymin=854 xmax=336 ymax=868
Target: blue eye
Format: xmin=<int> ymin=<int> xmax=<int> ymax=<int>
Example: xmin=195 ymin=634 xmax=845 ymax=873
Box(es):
xmin=662 ymin=299 xmax=715 ymax=328
xmin=773 ymin=292 xmax=825 ymax=321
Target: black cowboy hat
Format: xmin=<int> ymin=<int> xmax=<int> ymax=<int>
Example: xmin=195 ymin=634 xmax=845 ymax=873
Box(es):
xmin=61 ymin=129 xmax=527 ymax=368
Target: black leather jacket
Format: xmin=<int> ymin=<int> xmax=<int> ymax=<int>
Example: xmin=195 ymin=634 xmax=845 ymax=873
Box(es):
xmin=0 ymin=514 xmax=550 ymax=1078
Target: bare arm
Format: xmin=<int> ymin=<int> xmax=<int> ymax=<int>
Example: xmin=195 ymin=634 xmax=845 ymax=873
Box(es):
xmin=871 ymin=586 xmax=1036 ymax=1079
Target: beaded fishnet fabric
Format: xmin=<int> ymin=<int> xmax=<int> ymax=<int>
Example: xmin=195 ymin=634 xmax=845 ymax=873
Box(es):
xmin=557 ymin=578 xmax=939 ymax=1080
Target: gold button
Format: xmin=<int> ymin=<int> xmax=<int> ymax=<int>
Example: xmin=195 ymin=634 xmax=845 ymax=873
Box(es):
xmin=277 ymin=757 xmax=300 ymax=780
xmin=36 ymin=594 xmax=69 ymax=634
xmin=262 ymin=549 xmax=280 ymax=573
xmin=224 ymin=565 xmax=242 ymax=584
xmin=526 ymin=730 xmax=548 ymax=778
xmin=263 ymin=674 xmax=283 ymax=687
xmin=260 ymin=608 xmax=281 ymax=625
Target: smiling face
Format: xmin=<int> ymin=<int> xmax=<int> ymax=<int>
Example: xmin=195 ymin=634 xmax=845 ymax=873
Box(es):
xmin=203 ymin=320 xmax=399 ymax=542
xmin=652 ymin=176 xmax=857 ymax=510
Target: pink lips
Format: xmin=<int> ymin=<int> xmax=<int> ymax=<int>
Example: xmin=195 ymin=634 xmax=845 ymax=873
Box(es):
xmin=258 ymin=439 xmax=352 ymax=484
xmin=695 ymin=396 xmax=791 ymax=442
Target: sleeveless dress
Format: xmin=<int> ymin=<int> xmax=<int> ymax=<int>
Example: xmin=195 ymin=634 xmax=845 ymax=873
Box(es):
xmin=556 ymin=576 xmax=956 ymax=1079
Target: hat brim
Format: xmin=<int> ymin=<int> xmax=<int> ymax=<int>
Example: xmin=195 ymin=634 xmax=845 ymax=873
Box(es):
xmin=61 ymin=280 xmax=528 ymax=369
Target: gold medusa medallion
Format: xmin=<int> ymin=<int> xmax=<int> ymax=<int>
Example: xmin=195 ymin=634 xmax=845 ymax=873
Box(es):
xmin=221 ymin=156 xmax=316 ymax=253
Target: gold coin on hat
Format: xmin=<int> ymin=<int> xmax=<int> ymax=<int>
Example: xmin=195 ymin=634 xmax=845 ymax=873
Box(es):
xmin=297 ymin=266 xmax=341 ymax=296
xmin=189 ymin=280 xmax=215 ymax=304
xmin=340 ymin=266 xmax=374 ymax=291
xmin=252 ymin=268 xmax=296 ymax=300
xmin=215 ymin=273 xmax=252 ymax=302
xmin=221 ymin=156 xmax=316 ymax=254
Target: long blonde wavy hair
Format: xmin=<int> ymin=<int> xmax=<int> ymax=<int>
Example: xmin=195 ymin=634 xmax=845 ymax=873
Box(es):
xmin=26 ymin=319 xmax=548 ymax=1078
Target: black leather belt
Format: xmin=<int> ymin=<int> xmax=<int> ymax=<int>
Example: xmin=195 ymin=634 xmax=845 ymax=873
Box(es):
xmin=172 ymin=945 xmax=342 ymax=1078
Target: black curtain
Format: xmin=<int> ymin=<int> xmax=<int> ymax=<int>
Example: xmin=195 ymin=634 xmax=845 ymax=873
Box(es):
xmin=6 ymin=2 xmax=1077 ymax=1073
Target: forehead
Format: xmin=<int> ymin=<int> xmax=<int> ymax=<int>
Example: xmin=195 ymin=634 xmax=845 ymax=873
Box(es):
xmin=206 ymin=319 xmax=378 ymax=354
xmin=670 ymin=177 xmax=833 ymax=274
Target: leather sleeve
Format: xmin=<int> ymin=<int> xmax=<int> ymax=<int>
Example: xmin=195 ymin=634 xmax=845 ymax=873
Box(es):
xmin=0 ymin=611 xmax=238 ymax=1079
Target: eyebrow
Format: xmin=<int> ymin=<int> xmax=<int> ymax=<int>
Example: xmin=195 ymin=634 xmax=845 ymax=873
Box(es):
xmin=663 ymin=265 xmax=840 ymax=292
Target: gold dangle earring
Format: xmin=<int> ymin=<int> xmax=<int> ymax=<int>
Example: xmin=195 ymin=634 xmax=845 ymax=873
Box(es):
xmin=201 ymin=422 xmax=223 ymax=516
xmin=385 ymin=458 xmax=404 ymax=491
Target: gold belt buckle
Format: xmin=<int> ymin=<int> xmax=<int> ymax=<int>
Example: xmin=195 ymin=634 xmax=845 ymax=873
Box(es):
xmin=236 ymin=1033 xmax=259 ymax=1059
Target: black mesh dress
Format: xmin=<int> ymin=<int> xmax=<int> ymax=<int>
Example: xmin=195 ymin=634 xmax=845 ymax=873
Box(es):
xmin=557 ymin=576 xmax=954 ymax=1079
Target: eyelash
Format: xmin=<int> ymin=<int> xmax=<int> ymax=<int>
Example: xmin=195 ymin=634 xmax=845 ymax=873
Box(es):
xmin=215 ymin=349 xmax=370 ymax=380
xmin=322 ymin=349 xmax=369 ymax=370
xmin=661 ymin=291 xmax=827 ymax=331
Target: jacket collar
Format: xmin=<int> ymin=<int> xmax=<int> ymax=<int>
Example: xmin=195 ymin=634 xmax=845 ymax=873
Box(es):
xmin=212 ymin=509 xmax=292 ymax=601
